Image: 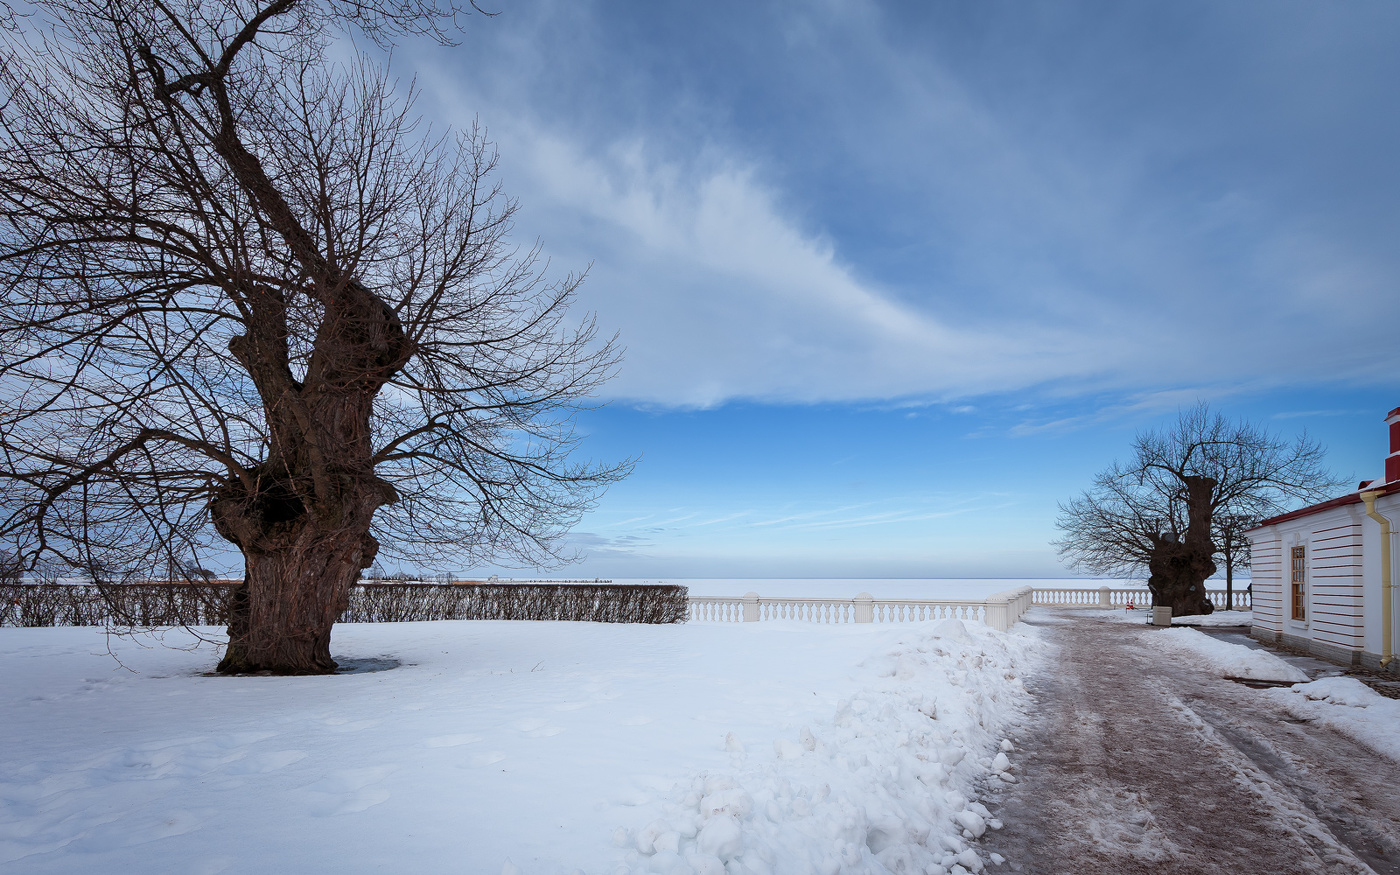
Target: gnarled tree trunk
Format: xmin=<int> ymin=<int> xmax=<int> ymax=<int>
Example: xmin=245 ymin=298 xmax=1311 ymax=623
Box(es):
xmin=210 ymin=283 xmax=409 ymax=674
xmin=213 ymin=481 xmax=383 ymax=674
xmin=1147 ymin=474 xmax=1218 ymax=617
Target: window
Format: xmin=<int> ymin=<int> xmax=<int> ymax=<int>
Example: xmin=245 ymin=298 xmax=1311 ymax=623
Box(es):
xmin=1291 ymin=545 xmax=1306 ymax=621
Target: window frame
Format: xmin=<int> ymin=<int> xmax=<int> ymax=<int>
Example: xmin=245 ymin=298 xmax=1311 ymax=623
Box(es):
xmin=1290 ymin=544 xmax=1307 ymax=621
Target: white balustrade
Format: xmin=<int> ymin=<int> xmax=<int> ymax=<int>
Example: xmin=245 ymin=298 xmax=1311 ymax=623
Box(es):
xmin=685 ymin=585 xmax=1036 ymax=632
xmin=686 ymin=584 xmax=1243 ymax=629
xmin=1029 ymin=587 xmax=1250 ymax=610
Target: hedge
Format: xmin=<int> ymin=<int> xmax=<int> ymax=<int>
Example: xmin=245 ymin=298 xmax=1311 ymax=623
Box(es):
xmin=0 ymin=582 xmax=689 ymax=627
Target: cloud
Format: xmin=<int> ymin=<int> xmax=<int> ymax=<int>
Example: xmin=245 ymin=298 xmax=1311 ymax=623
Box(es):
xmin=410 ymin=2 xmax=1400 ymax=410
xmin=450 ymin=116 xmax=1119 ymax=407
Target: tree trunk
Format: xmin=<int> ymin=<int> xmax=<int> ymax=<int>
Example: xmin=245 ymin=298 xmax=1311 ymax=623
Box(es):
xmin=1146 ymin=475 xmax=1218 ymax=617
xmin=216 ymin=529 xmax=375 ymax=674
xmin=211 ymin=467 xmax=386 ymax=673
xmin=1225 ymin=547 xmax=1234 ymax=612
xmin=204 ymin=247 xmax=410 ymax=673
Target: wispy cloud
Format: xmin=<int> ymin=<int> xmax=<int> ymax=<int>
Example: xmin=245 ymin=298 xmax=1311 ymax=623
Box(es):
xmin=1006 ymin=388 xmax=1250 ymax=437
xmin=1271 ymin=409 xmax=1365 ymax=420
xmin=750 ymin=504 xmax=874 ymax=527
xmin=412 ymin=2 xmax=1400 ymax=410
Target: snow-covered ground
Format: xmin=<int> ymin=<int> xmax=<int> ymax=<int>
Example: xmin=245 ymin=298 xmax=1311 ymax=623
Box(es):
xmin=1145 ymin=626 xmax=1309 ymax=682
xmin=1130 ymin=621 xmax=1400 ymax=765
xmin=1168 ymin=609 xmax=1254 ymax=627
xmin=1266 ymin=677 xmax=1400 ymax=763
xmin=1 ymin=618 xmax=1043 ymax=874
xmin=1099 ymin=608 xmax=1254 ymax=628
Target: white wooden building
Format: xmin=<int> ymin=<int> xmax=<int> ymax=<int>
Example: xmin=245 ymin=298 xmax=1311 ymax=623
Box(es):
xmin=1245 ymin=406 xmax=1400 ymax=671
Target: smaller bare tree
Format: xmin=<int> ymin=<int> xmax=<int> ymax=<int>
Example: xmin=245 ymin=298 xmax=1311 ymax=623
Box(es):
xmin=1055 ymin=404 xmax=1343 ymax=616
xmin=1213 ymin=513 xmax=1253 ymax=611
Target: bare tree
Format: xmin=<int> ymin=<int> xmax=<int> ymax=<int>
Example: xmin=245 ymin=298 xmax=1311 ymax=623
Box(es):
xmin=1213 ymin=512 xmax=1253 ymax=611
xmin=0 ymin=0 xmax=629 ymax=673
xmin=1055 ymin=404 xmax=1342 ymax=616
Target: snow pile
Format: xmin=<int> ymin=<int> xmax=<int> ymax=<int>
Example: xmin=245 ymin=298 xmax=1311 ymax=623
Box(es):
xmin=1100 ymin=609 xmax=1252 ymax=627
xmin=1148 ymin=627 xmax=1309 ymax=682
xmin=1267 ymin=677 xmax=1400 ymax=762
xmin=1172 ymin=610 xmax=1252 ymax=627
xmin=612 ymin=618 xmax=1040 ymax=875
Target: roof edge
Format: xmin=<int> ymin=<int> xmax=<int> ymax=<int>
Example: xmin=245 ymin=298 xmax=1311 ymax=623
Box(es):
xmin=1247 ymin=479 xmax=1400 ymax=531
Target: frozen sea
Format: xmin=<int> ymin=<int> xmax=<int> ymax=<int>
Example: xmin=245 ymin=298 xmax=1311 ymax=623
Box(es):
xmin=524 ymin=578 xmax=1144 ymax=600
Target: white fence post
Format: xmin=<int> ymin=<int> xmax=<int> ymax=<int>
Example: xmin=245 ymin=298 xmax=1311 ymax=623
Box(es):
xmin=1098 ymin=586 xmax=1112 ymax=609
xmin=854 ymin=592 xmax=874 ymax=623
xmin=742 ymin=591 xmax=760 ymax=622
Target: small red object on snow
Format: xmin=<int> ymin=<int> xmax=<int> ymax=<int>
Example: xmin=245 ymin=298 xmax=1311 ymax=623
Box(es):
xmin=1125 ymin=599 xmax=1135 ymax=611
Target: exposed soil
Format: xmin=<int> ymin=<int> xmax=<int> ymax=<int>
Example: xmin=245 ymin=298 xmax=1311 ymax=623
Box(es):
xmin=981 ymin=609 xmax=1400 ymax=874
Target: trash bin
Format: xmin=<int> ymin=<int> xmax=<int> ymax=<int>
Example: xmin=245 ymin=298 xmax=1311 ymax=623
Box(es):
xmin=1152 ymin=606 xmax=1173 ymax=627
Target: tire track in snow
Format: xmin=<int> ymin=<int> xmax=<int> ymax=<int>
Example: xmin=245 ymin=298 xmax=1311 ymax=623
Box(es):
xmin=980 ymin=610 xmax=1399 ymax=874
xmin=1187 ymin=697 xmax=1400 ymax=874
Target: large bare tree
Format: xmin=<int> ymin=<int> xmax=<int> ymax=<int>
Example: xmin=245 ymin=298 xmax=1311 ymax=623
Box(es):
xmin=0 ymin=0 xmax=629 ymax=672
xmin=1054 ymin=404 xmax=1342 ymax=616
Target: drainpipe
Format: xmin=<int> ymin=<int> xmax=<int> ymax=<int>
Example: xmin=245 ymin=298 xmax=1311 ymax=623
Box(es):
xmin=1360 ymin=490 xmax=1393 ymax=669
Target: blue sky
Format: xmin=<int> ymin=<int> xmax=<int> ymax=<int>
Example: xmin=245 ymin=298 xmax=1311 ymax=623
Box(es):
xmin=402 ymin=1 xmax=1400 ymax=578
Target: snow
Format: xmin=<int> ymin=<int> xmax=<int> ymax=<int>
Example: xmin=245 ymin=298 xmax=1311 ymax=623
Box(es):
xmin=1266 ymin=677 xmax=1400 ymax=763
xmin=1099 ymin=608 xmax=1253 ymax=628
xmin=1170 ymin=610 xmax=1253 ymax=628
xmin=0 ymin=618 xmax=1043 ymax=874
xmin=1145 ymin=627 xmax=1309 ymax=682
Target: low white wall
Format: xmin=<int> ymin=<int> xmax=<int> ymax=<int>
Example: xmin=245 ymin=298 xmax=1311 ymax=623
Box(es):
xmin=687 ymin=586 xmax=1246 ymax=631
xmin=687 ymin=585 xmax=1035 ymax=632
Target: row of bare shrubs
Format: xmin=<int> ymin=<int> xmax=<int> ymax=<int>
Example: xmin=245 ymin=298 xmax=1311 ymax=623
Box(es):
xmin=343 ymin=583 xmax=687 ymax=624
xmin=0 ymin=582 xmax=689 ymax=627
xmin=0 ymin=582 xmax=237 ymax=627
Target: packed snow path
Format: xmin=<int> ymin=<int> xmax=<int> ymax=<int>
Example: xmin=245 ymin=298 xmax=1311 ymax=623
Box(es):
xmin=983 ymin=609 xmax=1400 ymax=874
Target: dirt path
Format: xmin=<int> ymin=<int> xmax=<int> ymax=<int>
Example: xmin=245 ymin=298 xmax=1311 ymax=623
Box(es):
xmin=981 ymin=609 xmax=1400 ymax=874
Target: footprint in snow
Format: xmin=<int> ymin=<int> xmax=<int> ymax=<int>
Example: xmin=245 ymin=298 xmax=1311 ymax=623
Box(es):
xmin=321 ymin=718 xmax=380 ymax=733
xmin=421 ymin=734 xmax=483 ymax=748
xmin=223 ymin=750 xmax=308 ymax=774
xmin=303 ymin=765 xmax=397 ymax=817
xmin=514 ymin=718 xmax=562 ymax=737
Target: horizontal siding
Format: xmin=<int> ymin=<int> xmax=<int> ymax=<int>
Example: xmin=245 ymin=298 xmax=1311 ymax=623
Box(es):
xmin=1309 ymin=519 xmax=1363 ymax=649
xmin=1247 ymin=536 xmax=1283 ymax=633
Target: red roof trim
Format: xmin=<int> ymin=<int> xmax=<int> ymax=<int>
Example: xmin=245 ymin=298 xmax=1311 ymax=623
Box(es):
xmin=1246 ymin=479 xmax=1400 ymax=531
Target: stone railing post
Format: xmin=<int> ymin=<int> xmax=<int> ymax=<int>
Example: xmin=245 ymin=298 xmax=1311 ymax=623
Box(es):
xmin=742 ymin=591 xmax=761 ymax=622
xmin=984 ymin=597 xmax=1010 ymax=632
xmin=1098 ymin=586 xmax=1112 ymax=609
xmin=854 ymin=592 xmax=874 ymax=623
